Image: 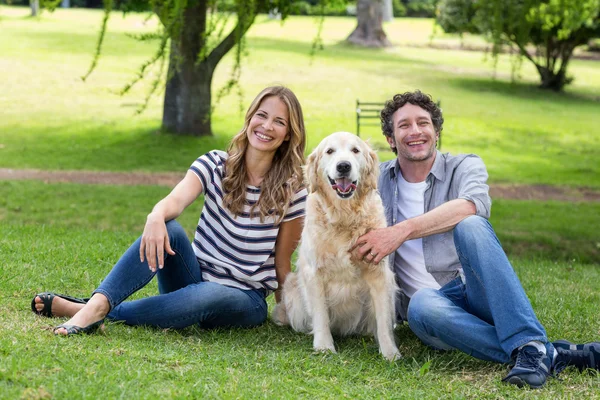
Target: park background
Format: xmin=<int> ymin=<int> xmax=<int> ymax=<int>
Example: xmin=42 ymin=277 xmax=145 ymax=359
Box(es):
xmin=0 ymin=0 xmax=599 ymax=398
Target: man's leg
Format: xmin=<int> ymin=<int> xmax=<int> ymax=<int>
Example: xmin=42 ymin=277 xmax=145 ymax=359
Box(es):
xmin=455 ymin=216 xmax=552 ymax=388
xmin=408 ymin=279 xmax=510 ymax=363
xmin=453 ymin=216 xmax=548 ymax=354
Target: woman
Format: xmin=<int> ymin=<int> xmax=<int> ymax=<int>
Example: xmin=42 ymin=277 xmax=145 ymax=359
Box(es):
xmin=32 ymin=86 xmax=307 ymax=335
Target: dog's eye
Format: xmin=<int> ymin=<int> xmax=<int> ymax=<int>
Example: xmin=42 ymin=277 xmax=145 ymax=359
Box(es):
xmin=326 ymin=148 xmax=334 ymax=155
xmin=351 ymin=147 xmax=360 ymax=154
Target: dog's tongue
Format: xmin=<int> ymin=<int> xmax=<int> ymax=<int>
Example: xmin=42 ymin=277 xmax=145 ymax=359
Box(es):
xmin=334 ymin=178 xmax=355 ymax=193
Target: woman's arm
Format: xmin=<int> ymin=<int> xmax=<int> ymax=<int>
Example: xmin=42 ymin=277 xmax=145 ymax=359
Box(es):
xmin=141 ymin=170 xmax=204 ymax=271
xmin=273 ymin=216 xmax=304 ymax=303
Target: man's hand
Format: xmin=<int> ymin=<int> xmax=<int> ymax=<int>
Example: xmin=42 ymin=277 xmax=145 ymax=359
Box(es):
xmin=350 ymin=225 xmax=407 ymax=264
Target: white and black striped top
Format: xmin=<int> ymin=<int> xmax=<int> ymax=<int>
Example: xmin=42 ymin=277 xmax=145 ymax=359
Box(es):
xmin=189 ymin=150 xmax=307 ymax=292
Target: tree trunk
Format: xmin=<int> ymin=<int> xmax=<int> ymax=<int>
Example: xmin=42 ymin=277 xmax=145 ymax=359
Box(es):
xmin=347 ymin=0 xmax=391 ymax=48
xmin=382 ymin=0 xmax=393 ymax=22
xmin=535 ymin=47 xmax=574 ymax=92
xmin=160 ymin=1 xmax=255 ymax=136
xmin=536 ymin=65 xmax=570 ymax=91
xmin=162 ymin=41 xmax=214 ymax=136
xmin=30 ymin=0 xmax=40 ymax=16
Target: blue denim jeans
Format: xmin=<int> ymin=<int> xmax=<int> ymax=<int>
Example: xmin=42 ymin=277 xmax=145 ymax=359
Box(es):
xmin=407 ymin=216 xmax=548 ymax=363
xmin=93 ymin=220 xmax=268 ymax=329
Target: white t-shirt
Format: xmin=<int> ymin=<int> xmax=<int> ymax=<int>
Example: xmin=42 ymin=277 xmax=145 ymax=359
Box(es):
xmin=394 ymin=171 xmax=441 ymax=298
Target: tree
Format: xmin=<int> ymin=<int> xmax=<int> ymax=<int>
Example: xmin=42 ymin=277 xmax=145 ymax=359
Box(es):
xmin=347 ymin=0 xmax=391 ymax=47
xmin=437 ymin=0 xmax=600 ymax=91
xmin=81 ymin=0 xmax=305 ymax=136
xmin=31 ymin=0 xmax=40 ymax=16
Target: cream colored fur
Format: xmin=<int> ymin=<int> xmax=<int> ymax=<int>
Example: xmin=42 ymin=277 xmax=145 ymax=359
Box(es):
xmin=272 ymin=131 xmax=401 ymax=361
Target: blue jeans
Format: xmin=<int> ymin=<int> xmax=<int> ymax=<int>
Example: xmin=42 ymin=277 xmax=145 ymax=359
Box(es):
xmin=407 ymin=216 xmax=548 ymax=363
xmin=93 ymin=220 xmax=268 ymax=329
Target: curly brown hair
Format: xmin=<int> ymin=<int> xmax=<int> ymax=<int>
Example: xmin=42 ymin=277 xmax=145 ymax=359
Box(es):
xmin=222 ymin=86 xmax=306 ymax=223
xmin=380 ymin=91 xmax=443 ymax=154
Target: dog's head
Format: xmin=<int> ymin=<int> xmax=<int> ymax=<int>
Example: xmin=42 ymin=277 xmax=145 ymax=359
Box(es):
xmin=306 ymin=131 xmax=379 ymax=200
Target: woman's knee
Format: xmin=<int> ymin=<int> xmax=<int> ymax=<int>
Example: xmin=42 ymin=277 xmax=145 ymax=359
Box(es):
xmin=165 ymin=220 xmax=189 ymax=245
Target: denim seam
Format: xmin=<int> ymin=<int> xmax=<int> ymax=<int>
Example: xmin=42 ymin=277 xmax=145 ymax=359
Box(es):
xmin=97 ymin=273 xmax=156 ymax=312
xmin=169 ymin=249 xmax=201 ymax=284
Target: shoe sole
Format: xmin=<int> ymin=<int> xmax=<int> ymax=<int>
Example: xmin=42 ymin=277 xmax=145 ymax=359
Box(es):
xmin=504 ymin=375 xmax=545 ymax=389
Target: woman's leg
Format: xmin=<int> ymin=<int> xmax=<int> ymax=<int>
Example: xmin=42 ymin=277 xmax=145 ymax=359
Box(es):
xmin=109 ymin=282 xmax=268 ymax=329
xmin=55 ymin=220 xmax=199 ymax=333
xmin=97 ymin=220 xmax=201 ymax=310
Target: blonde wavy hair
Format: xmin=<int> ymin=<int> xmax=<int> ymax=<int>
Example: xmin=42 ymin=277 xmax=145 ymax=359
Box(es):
xmin=222 ymin=86 xmax=306 ymax=222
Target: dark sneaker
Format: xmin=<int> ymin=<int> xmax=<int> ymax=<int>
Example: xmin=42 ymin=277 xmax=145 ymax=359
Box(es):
xmin=503 ymin=344 xmax=553 ymax=389
xmin=553 ymin=340 xmax=600 ymax=373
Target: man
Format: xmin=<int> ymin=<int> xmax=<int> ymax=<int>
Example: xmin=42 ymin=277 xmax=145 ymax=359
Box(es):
xmin=352 ymin=90 xmax=599 ymax=389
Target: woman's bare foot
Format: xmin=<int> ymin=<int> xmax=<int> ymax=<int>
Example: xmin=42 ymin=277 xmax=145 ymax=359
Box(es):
xmin=54 ymin=294 xmax=110 ymax=336
xmin=34 ymin=295 xmax=85 ymax=318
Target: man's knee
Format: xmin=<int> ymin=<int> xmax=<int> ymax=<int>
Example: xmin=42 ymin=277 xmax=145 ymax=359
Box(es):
xmin=407 ymin=288 xmax=448 ymax=329
xmin=453 ymin=215 xmax=493 ymax=245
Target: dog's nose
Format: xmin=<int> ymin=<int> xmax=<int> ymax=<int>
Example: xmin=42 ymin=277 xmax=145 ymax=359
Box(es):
xmin=336 ymin=162 xmax=351 ymax=174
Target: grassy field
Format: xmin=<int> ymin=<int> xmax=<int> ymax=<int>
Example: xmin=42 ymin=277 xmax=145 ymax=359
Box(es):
xmin=1 ymin=181 xmax=600 ymax=399
xmin=0 ymin=6 xmax=599 ymax=187
xmin=1 ymin=5 xmax=600 ymax=399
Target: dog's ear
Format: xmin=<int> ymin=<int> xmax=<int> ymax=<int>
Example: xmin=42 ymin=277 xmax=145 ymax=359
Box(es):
xmin=305 ymin=147 xmax=320 ymax=193
xmin=363 ymin=142 xmax=380 ymax=191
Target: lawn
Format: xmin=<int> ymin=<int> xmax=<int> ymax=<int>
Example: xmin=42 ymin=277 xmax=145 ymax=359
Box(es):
xmin=1 ymin=181 xmax=599 ymax=399
xmin=1 ymin=5 xmax=599 ymax=399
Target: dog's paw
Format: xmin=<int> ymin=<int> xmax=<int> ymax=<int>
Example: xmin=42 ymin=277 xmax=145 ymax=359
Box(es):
xmin=313 ymin=335 xmax=336 ymax=354
xmin=381 ymin=347 xmax=402 ymax=362
xmin=313 ymin=344 xmax=337 ymax=354
xmin=271 ymin=303 xmax=288 ymax=326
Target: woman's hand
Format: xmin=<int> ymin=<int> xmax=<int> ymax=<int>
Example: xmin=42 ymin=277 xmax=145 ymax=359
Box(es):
xmin=140 ymin=213 xmax=175 ymax=272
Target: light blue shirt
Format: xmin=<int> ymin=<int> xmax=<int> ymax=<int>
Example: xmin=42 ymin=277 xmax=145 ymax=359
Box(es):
xmin=378 ymin=151 xmax=491 ymax=289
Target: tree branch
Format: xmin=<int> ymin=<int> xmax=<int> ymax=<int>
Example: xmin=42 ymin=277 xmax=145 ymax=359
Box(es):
xmin=205 ymin=12 xmax=256 ymax=69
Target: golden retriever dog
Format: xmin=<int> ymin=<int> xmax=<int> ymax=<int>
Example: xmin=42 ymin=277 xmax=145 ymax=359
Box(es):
xmin=272 ymin=131 xmax=400 ymax=361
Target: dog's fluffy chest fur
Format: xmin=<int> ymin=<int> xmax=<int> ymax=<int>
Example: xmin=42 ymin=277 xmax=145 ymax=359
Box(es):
xmin=302 ymin=192 xmax=387 ymax=269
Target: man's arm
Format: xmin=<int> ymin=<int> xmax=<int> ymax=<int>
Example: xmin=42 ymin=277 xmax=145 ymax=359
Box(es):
xmin=352 ymin=199 xmax=476 ymax=264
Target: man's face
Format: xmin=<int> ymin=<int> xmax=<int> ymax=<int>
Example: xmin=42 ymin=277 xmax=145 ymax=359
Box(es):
xmin=387 ymin=103 xmax=439 ymax=163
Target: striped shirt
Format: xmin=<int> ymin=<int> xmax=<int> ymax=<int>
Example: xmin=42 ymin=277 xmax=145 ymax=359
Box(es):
xmin=189 ymin=150 xmax=307 ymax=292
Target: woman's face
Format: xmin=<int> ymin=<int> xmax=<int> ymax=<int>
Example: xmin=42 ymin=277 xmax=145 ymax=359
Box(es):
xmin=246 ymin=96 xmax=290 ymax=156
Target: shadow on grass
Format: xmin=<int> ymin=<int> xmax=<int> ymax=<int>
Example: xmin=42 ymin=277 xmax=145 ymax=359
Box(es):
xmin=247 ymin=37 xmax=432 ymax=68
xmin=1 ymin=123 xmax=231 ymax=172
xmin=448 ymin=76 xmax=600 ymax=105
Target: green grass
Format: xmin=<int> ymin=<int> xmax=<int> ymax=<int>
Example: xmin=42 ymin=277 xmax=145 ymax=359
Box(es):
xmin=1 ymin=6 xmax=600 ymax=398
xmin=0 ymin=6 xmax=599 ymax=188
xmin=1 ymin=181 xmax=600 ymax=398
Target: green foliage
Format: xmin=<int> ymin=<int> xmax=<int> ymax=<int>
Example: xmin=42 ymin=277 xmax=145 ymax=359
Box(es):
xmin=288 ymin=0 xmax=350 ymax=16
xmin=404 ymin=0 xmax=437 ymax=18
xmin=435 ymin=0 xmax=477 ymax=34
xmin=392 ymin=0 xmax=407 ymax=17
xmin=436 ymin=0 xmax=600 ymax=91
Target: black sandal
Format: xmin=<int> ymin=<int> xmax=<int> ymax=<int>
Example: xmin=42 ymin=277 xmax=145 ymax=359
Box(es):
xmin=31 ymin=292 xmax=90 ymax=318
xmin=53 ymin=319 xmax=104 ymax=336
